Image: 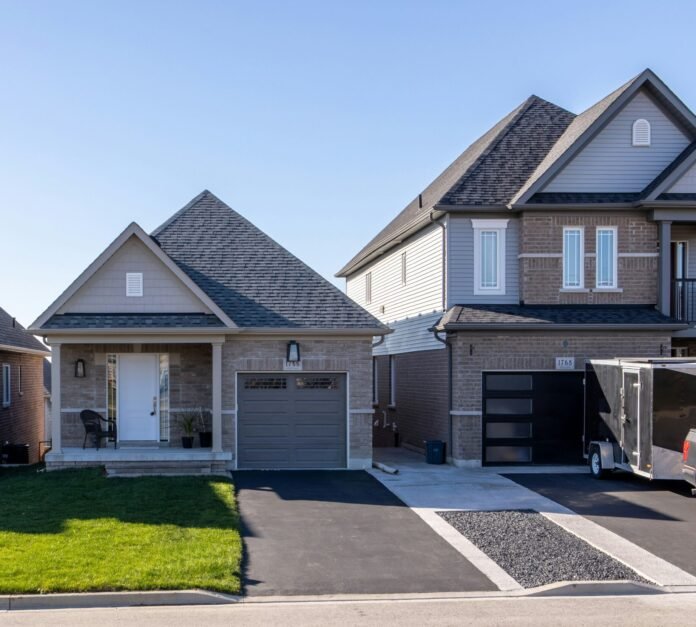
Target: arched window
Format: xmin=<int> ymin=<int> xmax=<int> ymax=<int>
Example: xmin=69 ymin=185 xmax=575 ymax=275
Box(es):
xmin=632 ymin=119 xmax=651 ymax=146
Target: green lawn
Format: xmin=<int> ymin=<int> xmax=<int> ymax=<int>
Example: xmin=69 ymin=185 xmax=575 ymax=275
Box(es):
xmin=0 ymin=466 xmax=242 ymax=594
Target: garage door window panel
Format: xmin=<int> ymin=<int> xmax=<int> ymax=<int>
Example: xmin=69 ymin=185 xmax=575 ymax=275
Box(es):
xmin=485 ymin=398 xmax=533 ymax=415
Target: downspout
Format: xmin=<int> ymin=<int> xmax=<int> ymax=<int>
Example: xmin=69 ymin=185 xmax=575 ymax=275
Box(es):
xmin=431 ymin=325 xmax=453 ymax=463
xmin=372 ymin=335 xmax=385 ymax=348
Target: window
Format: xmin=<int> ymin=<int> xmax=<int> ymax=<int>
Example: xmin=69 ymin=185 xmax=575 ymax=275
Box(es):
xmin=596 ymin=227 xmax=618 ymax=288
xmin=563 ymin=227 xmax=584 ymax=288
xmin=388 ymin=356 xmax=396 ymax=406
xmin=632 ymin=119 xmax=651 ymax=146
xmin=401 ymin=252 xmax=407 ymax=286
xmin=372 ymin=356 xmax=378 ymax=405
xmin=2 ymin=364 xmax=11 ymax=407
xmin=472 ymin=219 xmax=508 ymax=295
xmin=365 ymin=272 xmax=372 ymax=304
xmin=126 ymin=272 xmax=143 ymax=297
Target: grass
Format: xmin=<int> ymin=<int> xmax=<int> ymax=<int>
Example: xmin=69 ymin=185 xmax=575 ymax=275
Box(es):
xmin=0 ymin=465 xmax=242 ymax=594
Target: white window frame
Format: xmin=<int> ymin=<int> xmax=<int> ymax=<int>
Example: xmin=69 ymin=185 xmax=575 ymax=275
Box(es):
xmin=401 ymin=252 xmax=407 ymax=286
xmin=372 ymin=356 xmax=378 ymax=405
xmin=472 ymin=219 xmax=508 ymax=295
xmin=563 ymin=227 xmax=585 ymax=289
xmin=365 ymin=272 xmax=372 ymax=305
xmin=126 ymin=272 xmax=144 ymax=297
xmin=596 ymin=226 xmax=618 ymax=289
xmin=388 ymin=355 xmax=396 ymax=407
xmin=2 ymin=364 xmax=10 ymax=407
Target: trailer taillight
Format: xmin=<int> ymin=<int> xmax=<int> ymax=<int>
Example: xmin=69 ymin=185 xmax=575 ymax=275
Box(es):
xmin=684 ymin=439 xmax=691 ymax=463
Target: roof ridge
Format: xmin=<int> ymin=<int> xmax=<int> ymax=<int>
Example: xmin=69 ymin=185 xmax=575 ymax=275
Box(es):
xmin=151 ymin=189 xmax=213 ymax=238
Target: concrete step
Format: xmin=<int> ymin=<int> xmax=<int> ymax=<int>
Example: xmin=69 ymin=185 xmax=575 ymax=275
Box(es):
xmin=104 ymin=461 xmax=224 ymax=477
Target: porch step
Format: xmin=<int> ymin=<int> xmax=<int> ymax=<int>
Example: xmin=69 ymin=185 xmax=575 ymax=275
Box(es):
xmin=104 ymin=461 xmax=228 ymax=477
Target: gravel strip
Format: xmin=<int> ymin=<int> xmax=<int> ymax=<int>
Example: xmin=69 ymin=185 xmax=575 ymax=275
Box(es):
xmin=438 ymin=509 xmax=646 ymax=588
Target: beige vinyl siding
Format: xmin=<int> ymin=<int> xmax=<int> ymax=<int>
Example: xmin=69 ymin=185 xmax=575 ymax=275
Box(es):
xmin=346 ymin=223 xmax=443 ymax=323
xmin=668 ymin=161 xmax=696 ymax=193
xmin=544 ymin=90 xmax=690 ymax=192
xmin=372 ymin=311 xmax=444 ymax=356
xmin=57 ymin=235 xmax=211 ymax=314
xmin=447 ymin=215 xmax=519 ymax=305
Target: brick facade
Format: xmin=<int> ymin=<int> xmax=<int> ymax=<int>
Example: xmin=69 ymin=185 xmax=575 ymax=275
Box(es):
xmin=0 ymin=351 xmax=46 ymax=464
xmin=449 ymin=330 xmax=670 ymax=464
xmin=373 ymin=350 xmax=449 ymax=454
xmin=58 ymin=337 xmax=374 ymax=468
xmin=520 ymin=212 xmax=658 ymax=305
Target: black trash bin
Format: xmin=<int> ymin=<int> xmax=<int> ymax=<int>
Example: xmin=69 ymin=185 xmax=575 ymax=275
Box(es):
xmin=4 ymin=443 xmax=30 ymax=464
xmin=425 ymin=440 xmax=445 ymax=465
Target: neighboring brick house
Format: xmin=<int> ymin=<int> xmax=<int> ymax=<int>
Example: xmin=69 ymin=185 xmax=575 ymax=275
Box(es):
xmin=338 ymin=69 xmax=696 ymax=467
xmin=31 ymin=191 xmax=387 ymax=474
xmin=0 ymin=308 xmax=51 ymax=464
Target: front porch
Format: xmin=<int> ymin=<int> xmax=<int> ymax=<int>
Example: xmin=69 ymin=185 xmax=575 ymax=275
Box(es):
xmin=47 ymin=336 xmax=229 ymax=474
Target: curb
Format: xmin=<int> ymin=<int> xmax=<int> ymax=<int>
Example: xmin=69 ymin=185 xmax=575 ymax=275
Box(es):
xmin=1 ymin=590 xmax=240 ymax=611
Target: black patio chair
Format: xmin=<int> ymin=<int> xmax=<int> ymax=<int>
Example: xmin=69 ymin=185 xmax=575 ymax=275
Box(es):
xmin=80 ymin=410 xmax=117 ymax=450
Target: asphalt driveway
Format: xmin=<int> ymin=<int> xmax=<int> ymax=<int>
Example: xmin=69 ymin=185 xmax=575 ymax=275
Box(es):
xmin=233 ymin=470 xmax=495 ymax=596
xmin=506 ymin=472 xmax=696 ymax=577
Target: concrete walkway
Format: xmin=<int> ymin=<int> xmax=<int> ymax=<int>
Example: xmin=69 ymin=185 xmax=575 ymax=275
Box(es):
xmin=369 ymin=449 xmax=696 ymax=590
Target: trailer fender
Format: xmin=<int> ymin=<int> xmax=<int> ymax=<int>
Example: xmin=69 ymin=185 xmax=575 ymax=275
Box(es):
xmin=595 ymin=441 xmax=615 ymax=470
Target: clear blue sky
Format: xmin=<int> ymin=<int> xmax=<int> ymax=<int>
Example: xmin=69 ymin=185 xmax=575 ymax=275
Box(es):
xmin=2 ymin=0 xmax=696 ymax=327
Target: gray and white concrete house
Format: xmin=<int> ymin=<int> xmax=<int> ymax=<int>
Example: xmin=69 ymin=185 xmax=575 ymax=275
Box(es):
xmin=337 ymin=69 xmax=696 ymax=468
xmin=31 ymin=191 xmax=387 ymax=473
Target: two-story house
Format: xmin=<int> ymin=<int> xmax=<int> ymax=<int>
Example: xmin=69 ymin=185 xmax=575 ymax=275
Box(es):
xmin=338 ymin=69 xmax=696 ymax=467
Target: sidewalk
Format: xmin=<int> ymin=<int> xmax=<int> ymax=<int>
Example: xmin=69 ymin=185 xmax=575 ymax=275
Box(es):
xmin=368 ymin=448 xmax=696 ymax=590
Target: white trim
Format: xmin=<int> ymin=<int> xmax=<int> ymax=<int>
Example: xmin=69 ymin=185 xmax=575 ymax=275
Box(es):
xmin=618 ymin=252 xmax=659 ymax=258
xmin=562 ymin=226 xmax=585 ymax=289
xmin=450 ymin=410 xmax=482 ymax=416
xmin=596 ymin=226 xmax=618 ymax=289
xmin=0 ymin=343 xmax=50 ymax=357
xmin=518 ymin=253 xmax=562 ymax=259
xmin=221 ymin=409 xmax=237 ymax=415
xmin=473 ymin=220 xmax=507 ymax=296
xmin=2 ymin=363 xmax=10 ymax=407
xmin=560 ymin=288 xmax=590 ymax=293
xmin=350 ymin=408 xmax=376 ymax=414
xmin=61 ymin=407 xmax=108 ymax=413
xmin=30 ymin=222 xmax=237 ymax=330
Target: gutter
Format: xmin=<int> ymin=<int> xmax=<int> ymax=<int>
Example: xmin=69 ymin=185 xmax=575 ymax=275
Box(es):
xmin=0 ymin=343 xmax=51 ymax=357
xmin=33 ymin=326 xmax=393 ymax=337
xmin=430 ymin=323 xmax=453 ymax=464
xmin=438 ymin=323 xmax=689 ymax=332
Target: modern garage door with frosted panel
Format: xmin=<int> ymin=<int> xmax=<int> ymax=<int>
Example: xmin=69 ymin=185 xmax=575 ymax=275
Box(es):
xmin=238 ymin=373 xmax=347 ymax=469
xmin=482 ymin=371 xmax=584 ymax=465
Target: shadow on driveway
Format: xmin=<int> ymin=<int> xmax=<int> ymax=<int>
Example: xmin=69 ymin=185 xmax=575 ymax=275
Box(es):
xmin=234 ymin=470 xmax=495 ymax=596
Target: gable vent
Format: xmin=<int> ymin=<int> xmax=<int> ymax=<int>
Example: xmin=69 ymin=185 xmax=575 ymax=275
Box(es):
xmin=126 ymin=272 xmax=143 ymax=297
xmin=632 ymin=119 xmax=651 ymax=146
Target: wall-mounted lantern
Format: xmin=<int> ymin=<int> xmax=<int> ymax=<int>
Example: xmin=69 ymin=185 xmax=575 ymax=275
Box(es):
xmin=75 ymin=359 xmax=86 ymax=378
xmin=286 ymin=341 xmax=301 ymax=363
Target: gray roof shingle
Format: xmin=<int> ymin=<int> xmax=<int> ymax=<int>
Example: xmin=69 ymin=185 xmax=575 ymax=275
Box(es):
xmin=337 ymin=96 xmax=575 ymax=276
xmin=152 ymin=191 xmax=386 ymax=330
xmin=439 ymin=304 xmax=685 ymax=329
xmin=42 ymin=313 xmax=225 ymax=329
xmin=0 ymin=307 xmax=47 ymax=352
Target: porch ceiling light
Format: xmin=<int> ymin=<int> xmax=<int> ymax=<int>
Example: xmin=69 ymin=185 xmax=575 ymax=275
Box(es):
xmin=75 ymin=359 xmax=86 ymax=378
xmin=287 ymin=340 xmax=301 ymax=363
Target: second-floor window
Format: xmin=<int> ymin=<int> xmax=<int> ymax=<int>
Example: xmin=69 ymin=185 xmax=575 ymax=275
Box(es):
xmin=563 ymin=227 xmax=584 ymax=288
xmin=472 ymin=219 xmax=508 ymax=295
xmin=365 ymin=272 xmax=373 ymax=304
xmin=596 ymin=227 xmax=618 ymax=288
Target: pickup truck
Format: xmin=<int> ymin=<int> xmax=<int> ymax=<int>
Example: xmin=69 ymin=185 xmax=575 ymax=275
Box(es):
xmin=683 ymin=429 xmax=696 ymax=495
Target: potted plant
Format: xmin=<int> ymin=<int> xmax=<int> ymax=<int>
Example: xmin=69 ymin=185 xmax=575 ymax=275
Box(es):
xmin=197 ymin=408 xmax=212 ymax=448
xmin=179 ymin=411 xmax=197 ymax=449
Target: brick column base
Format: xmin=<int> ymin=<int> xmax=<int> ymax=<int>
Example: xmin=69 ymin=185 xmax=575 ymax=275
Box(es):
xmin=451 ymin=413 xmax=482 ymax=467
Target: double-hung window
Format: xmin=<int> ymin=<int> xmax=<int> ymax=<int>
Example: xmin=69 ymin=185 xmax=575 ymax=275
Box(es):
xmin=596 ymin=227 xmax=618 ymax=289
xmin=2 ymin=364 xmax=10 ymax=407
xmin=563 ymin=227 xmax=584 ymax=289
xmin=472 ymin=219 xmax=508 ymax=295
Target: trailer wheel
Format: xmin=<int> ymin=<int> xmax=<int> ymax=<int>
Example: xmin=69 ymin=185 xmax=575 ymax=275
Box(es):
xmin=589 ymin=446 xmax=608 ymax=479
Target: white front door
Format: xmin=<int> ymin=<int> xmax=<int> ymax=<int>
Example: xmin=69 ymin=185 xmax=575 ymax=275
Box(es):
xmin=118 ymin=354 xmax=159 ymax=442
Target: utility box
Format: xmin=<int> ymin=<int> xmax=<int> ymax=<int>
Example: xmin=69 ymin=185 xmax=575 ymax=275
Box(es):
xmin=585 ymin=358 xmax=696 ymax=480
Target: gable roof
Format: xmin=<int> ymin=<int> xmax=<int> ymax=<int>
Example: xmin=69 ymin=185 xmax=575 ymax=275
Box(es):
xmin=336 ymin=96 xmax=575 ymax=277
xmin=31 ymin=222 xmax=236 ymax=331
xmin=0 ymin=308 xmax=49 ymax=355
xmin=152 ymin=191 xmax=387 ymax=331
xmin=514 ymin=69 xmax=696 ymax=205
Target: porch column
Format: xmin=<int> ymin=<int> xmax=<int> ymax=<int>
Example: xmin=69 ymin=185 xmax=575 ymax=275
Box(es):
xmin=658 ymin=220 xmax=672 ymax=316
xmin=50 ymin=343 xmax=62 ymax=454
xmin=211 ymin=341 xmax=223 ymax=453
